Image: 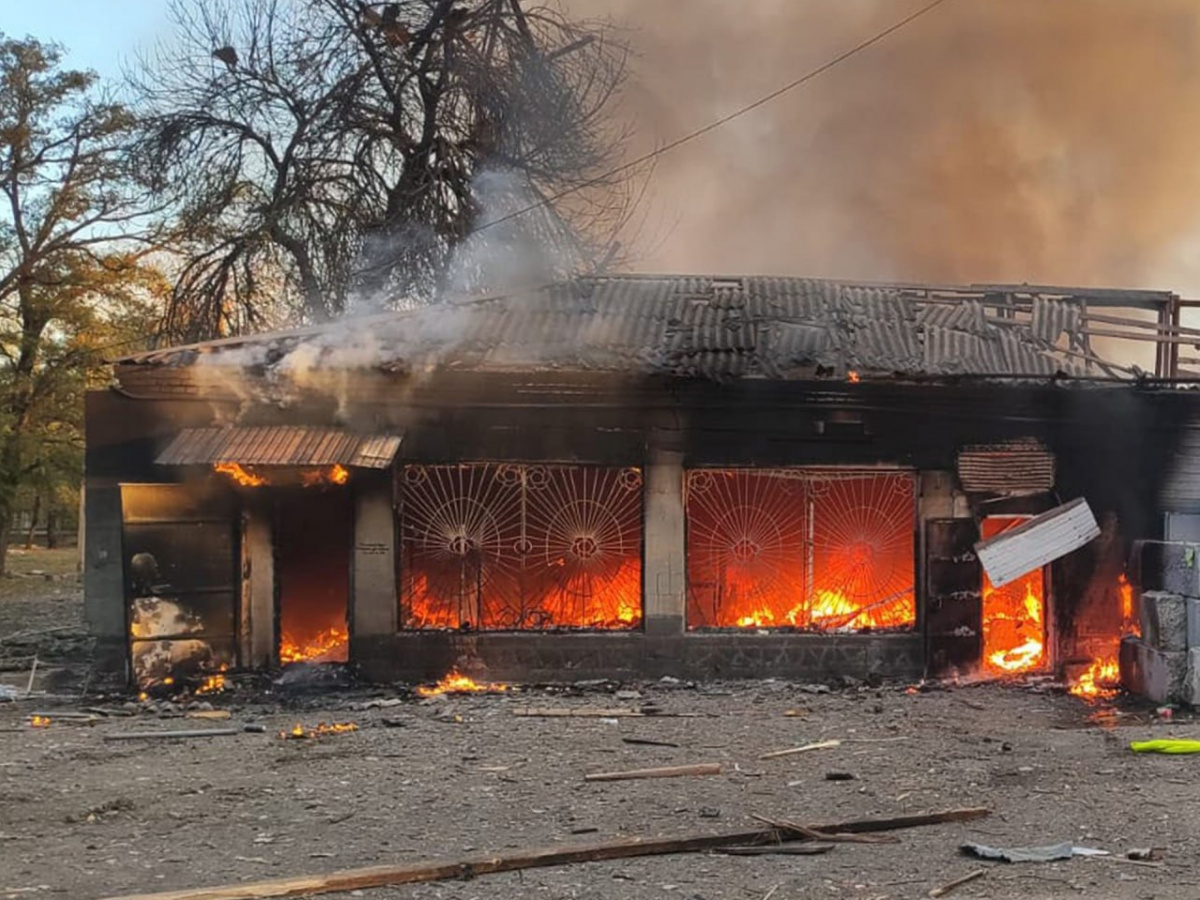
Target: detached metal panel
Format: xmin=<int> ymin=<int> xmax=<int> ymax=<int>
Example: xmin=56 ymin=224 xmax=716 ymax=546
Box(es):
xmin=975 ymin=498 xmax=1100 ymax=587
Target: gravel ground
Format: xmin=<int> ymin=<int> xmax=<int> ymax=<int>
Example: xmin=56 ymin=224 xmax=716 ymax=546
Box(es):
xmin=2 ymin=567 xmax=1198 ymax=900
xmin=2 ymin=677 xmax=1198 ymax=900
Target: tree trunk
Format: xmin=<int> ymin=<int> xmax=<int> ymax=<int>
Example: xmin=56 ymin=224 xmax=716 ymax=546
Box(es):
xmin=25 ymin=492 xmax=40 ymax=549
xmin=46 ymin=506 xmax=58 ymax=549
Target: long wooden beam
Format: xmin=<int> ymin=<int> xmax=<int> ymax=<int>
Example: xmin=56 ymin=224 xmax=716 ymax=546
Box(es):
xmin=97 ymin=808 xmax=990 ymax=900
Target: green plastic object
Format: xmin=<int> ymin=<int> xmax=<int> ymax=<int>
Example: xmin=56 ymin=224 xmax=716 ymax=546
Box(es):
xmin=1130 ymin=739 xmax=1200 ymax=754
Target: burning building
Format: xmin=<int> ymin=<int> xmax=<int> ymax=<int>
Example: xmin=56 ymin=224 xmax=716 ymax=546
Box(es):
xmin=82 ymin=274 xmax=1200 ymax=687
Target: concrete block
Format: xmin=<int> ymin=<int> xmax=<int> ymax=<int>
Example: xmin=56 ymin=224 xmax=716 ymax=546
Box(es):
xmin=1132 ymin=540 xmax=1200 ymax=598
xmin=1119 ymin=636 xmax=1187 ymax=704
xmin=1140 ymin=591 xmax=1188 ymax=652
xmin=1188 ymin=598 xmax=1200 ymax=651
xmin=1186 ymin=648 xmax=1200 ymax=707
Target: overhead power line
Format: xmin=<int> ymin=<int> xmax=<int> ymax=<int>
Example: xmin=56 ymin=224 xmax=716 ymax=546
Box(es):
xmin=472 ymin=0 xmax=953 ymax=237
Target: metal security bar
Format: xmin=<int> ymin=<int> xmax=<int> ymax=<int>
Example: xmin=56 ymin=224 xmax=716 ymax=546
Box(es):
xmin=685 ymin=468 xmax=916 ymax=631
xmin=399 ymin=464 xmax=643 ymax=631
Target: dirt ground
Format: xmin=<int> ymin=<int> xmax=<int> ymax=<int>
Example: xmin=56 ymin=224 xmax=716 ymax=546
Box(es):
xmin=2 ymin=557 xmax=1199 ymax=900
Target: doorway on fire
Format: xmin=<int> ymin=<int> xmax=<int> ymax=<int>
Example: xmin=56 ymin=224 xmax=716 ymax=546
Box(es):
xmin=685 ymin=468 xmax=917 ymax=630
xmin=274 ymin=488 xmax=352 ymax=664
xmin=398 ymin=464 xmax=643 ymax=630
xmin=979 ymin=516 xmax=1049 ymax=675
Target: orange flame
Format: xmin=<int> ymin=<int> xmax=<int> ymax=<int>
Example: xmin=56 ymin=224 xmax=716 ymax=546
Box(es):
xmin=280 ymin=626 xmax=349 ymax=664
xmin=214 ymin=462 xmax=267 ymax=487
xmin=980 ymin=518 xmax=1046 ymax=676
xmin=1119 ymin=573 xmax=1139 ymax=636
xmin=404 ymin=559 xmax=643 ymax=631
xmin=847 ymin=370 xmax=861 ymax=384
xmin=417 ymin=669 xmax=509 ymax=697
xmin=195 ymin=665 xmax=228 ymax=695
xmin=30 ymin=715 xmax=51 ymax=728
xmin=983 ymin=576 xmax=1046 ymax=674
xmin=1070 ymin=657 xmax=1120 ymax=700
xmin=299 ymin=465 xmax=351 ymax=487
xmin=281 ymin=721 xmax=359 ymax=739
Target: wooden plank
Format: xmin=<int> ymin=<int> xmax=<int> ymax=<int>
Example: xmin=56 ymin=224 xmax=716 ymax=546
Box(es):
xmin=583 ymin=763 xmax=721 ymax=782
xmin=96 ymin=808 xmax=991 ymax=900
xmin=759 ymin=739 xmax=841 ymax=760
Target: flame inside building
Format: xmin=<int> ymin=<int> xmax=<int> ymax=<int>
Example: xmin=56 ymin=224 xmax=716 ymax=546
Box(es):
xmin=980 ymin=515 xmax=1048 ymax=675
xmin=685 ymin=469 xmax=916 ymax=631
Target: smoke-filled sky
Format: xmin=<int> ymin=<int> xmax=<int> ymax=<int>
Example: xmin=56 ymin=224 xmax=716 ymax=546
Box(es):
xmin=567 ymin=0 xmax=1200 ymax=297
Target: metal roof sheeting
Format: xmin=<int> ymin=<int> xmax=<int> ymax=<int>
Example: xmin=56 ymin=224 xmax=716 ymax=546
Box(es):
xmin=156 ymin=427 xmax=402 ymax=469
xmin=119 ymin=275 xmax=1111 ymax=381
xmin=975 ymin=498 xmax=1101 ymax=587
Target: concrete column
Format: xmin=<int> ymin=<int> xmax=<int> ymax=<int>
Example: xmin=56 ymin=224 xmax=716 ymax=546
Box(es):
xmin=241 ymin=507 xmax=274 ymax=667
xmin=642 ymin=447 xmax=686 ymax=634
xmin=352 ymin=477 xmax=397 ymax=638
xmin=83 ymin=484 xmax=126 ymax=640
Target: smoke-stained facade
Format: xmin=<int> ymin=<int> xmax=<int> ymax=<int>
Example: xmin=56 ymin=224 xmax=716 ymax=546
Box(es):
xmin=84 ymin=274 xmax=1200 ymax=686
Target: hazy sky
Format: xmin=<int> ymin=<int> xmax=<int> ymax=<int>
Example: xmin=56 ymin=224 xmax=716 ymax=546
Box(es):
xmin=6 ymin=0 xmax=1200 ymax=312
xmin=2 ymin=0 xmax=168 ymax=78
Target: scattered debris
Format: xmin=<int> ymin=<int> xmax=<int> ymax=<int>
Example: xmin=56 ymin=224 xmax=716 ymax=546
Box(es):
xmin=584 ymin=763 xmax=722 ymax=782
xmin=0 ymin=684 xmax=17 ymax=702
xmin=513 ymin=706 xmax=699 ymax=718
xmin=720 ymin=843 xmax=834 ymax=856
xmin=103 ymin=725 xmax=264 ymax=742
xmin=961 ymin=842 xmax=1109 ymax=863
xmin=752 ymin=813 xmax=897 ymax=845
xmin=29 ymin=715 xmax=50 ymax=728
xmin=621 ymin=737 xmax=680 ymax=748
xmin=928 ymin=869 xmax=987 ymax=898
xmin=759 ymin=739 xmax=841 ymax=760
xmin=824 ymin=771 xmax=856 ymax=782
xmin=1130 ymin=738 xmax=1200 ymax=754
xmin=92 ymin=807 xmax=991 ymax=900
xmin=185 ymin=710 xmax=231 ymax=720
xmin=1127 ymin=848 xmax=1162 ymax=861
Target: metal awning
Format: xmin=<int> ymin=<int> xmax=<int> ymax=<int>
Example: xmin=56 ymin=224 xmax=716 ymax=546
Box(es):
xmin=156 ymin=427 xmax=402 ymax=469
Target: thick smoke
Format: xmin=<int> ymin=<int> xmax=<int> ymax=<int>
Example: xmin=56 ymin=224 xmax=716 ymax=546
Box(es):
xmin=568 ymin=0 xmax=1200 ymax=291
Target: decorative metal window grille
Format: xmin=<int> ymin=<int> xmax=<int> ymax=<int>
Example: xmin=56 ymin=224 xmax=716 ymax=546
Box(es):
xmin=399 ymin=464 xmax=643 ymax=630
xmin=685 ymin=468 xmax=916 ymax=630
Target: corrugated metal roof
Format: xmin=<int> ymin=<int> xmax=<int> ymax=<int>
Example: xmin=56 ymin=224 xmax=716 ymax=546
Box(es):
xmin=975 ymin=498 xmax=1101 ymax=587
xmin=958 ymin=439 xmax=1056 ymax=494
xmin=156 ymin=427 xmax=402 ymax=469
xmin=118 ymin=274 xmax=1132 ymax=381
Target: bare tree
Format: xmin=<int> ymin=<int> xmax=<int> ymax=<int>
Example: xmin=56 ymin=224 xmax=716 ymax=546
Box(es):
xmin=134 ymin=0 xmax=636 ymax=340
xmin=0 ymin=35 xmax=163 ymax=573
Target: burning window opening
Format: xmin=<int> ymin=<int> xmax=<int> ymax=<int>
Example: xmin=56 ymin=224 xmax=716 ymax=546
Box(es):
xmin=416 ymin=668 xmax=510 ymax=696
xmin=980 ymin=517 xmax=1047 ymax=676
xmin=276 ymin=490 xmax=352 ymax=665
xmin=685 ymin=469 xmax=916 ymax=631
xmin=399 ymin=465 xmax=643 ymax=631
xmin=213 ymin=463 xmax=351 ymax=488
